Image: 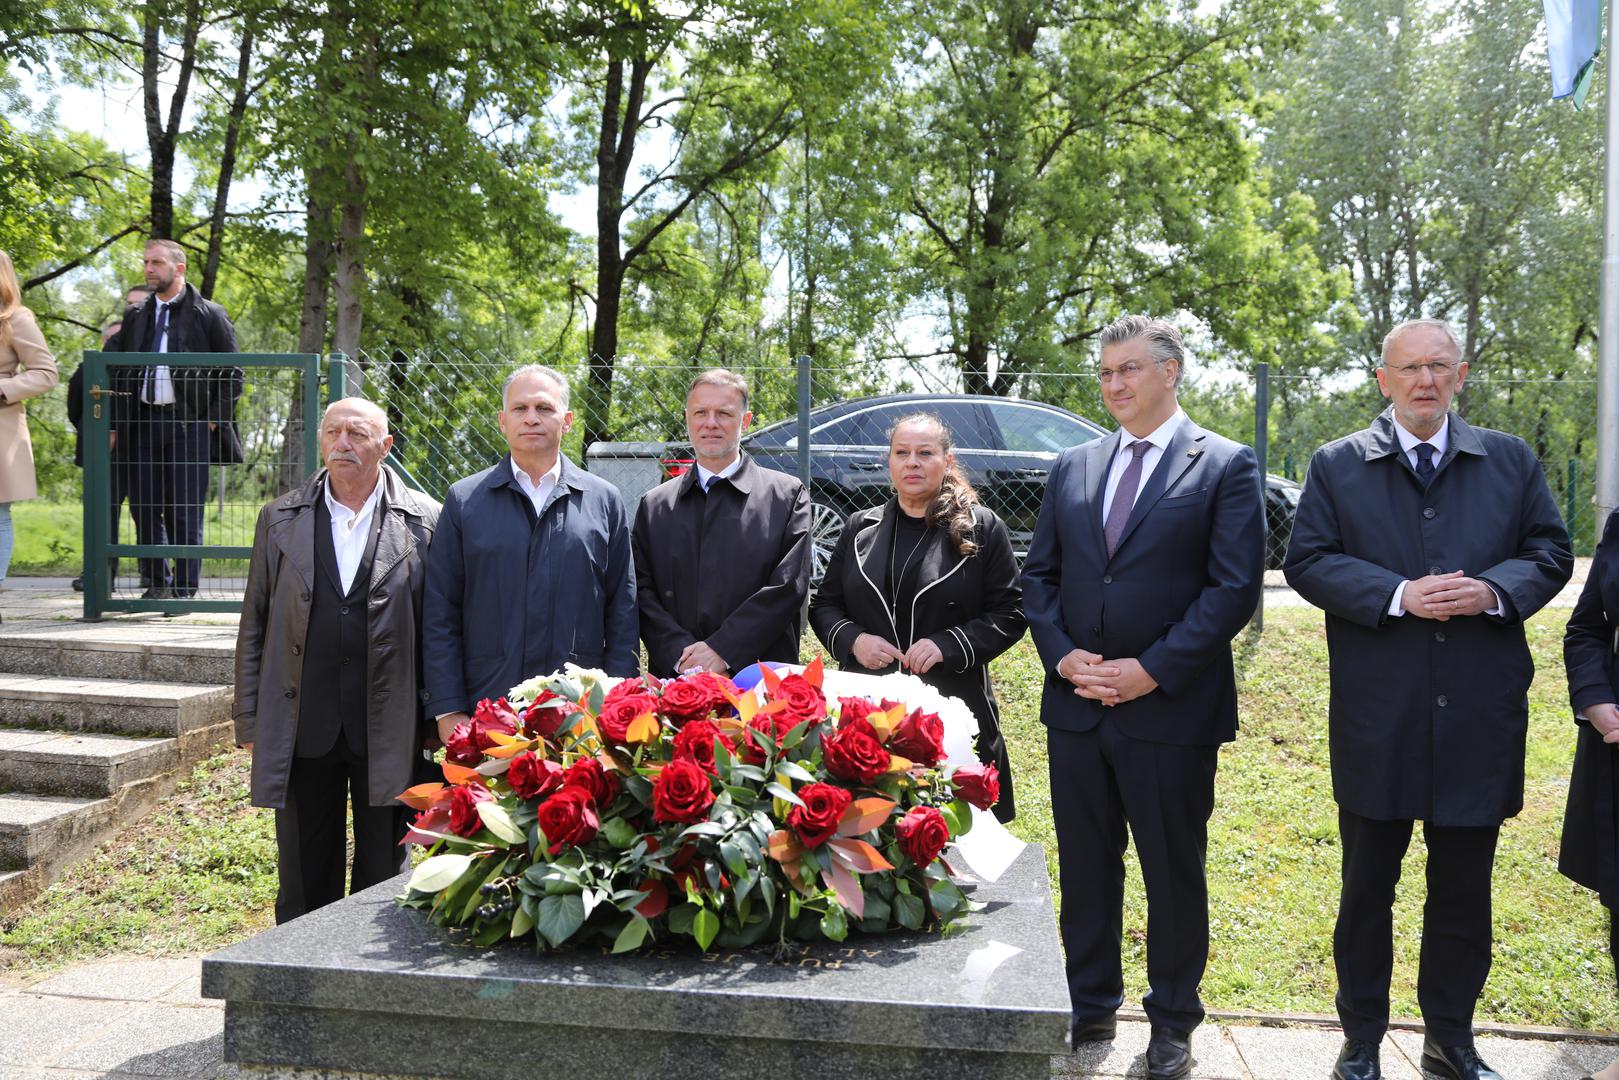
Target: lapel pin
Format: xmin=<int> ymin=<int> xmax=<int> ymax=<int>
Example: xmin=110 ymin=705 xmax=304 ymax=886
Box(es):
xmin=1187 ymin=448 xmax=1202 ymax=458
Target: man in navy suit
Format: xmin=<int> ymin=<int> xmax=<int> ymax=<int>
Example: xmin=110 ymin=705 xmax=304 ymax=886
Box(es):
xmin=1023 ymin=315 xmax=1264 ymax=1080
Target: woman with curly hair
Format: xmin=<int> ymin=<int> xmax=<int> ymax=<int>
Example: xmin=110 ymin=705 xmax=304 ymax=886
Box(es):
xmin=810 ymin=412 xmax=1026 ymax=821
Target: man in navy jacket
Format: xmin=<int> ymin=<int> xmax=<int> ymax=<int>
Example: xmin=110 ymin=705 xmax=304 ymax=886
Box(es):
xmin=1023 ymin=315 xmax=1263 ymax=1080
xmin=424 ymin=365 xmax=637 ymax=740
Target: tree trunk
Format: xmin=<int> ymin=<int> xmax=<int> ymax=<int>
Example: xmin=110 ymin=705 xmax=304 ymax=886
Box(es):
xmin=141 ymin=0 xmax=202 ymax=241
xmin=201 ymin=20 xmax=255 ymax=300
xmin=331 ymin=154 xmax=368 ymax=356
xmin=296 ymin=168 xmax=334 ymax=354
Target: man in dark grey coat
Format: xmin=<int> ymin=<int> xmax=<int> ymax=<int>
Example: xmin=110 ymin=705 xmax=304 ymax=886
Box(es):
xmin=424 ymin=365 xmax=637 ymax=745
xmin=633 ymin=368 xmax=811 ymax=677
xmin=234 ymin=397 xmax=440 ymax=924
xmin=1283 ymin=319 xmax=1572 ymax=1080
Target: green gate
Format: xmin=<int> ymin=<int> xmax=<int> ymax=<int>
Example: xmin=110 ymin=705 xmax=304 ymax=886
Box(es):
xmin=79 ymin=351 xmax=323 ymax=618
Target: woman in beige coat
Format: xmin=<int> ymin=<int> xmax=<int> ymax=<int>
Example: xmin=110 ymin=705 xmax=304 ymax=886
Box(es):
xmin=0 ymin=251 xmax=62 ymax=587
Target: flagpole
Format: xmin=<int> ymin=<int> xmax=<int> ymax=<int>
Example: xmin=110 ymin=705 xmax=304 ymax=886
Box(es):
xmin=1598 ymin=0 xmax=1619 ymax=526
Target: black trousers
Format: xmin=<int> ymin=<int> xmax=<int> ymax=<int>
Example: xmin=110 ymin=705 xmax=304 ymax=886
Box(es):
xmin=128 ymin=412 xmax=209 ymax=595
xmin=1334 ymin=808 xmax=1500 ymax=1045
xmin=1049 ymin=717 xmax=1219 ymax=1033
xmin=274 ymin=741 xmax=409 ymax=925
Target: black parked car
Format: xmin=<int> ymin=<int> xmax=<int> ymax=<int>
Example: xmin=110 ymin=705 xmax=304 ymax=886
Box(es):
xmin=663 ymin=393 xmax=1300 ymax=583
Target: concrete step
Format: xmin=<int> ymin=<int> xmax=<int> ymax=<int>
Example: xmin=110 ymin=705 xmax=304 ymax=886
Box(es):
xmin=0 ymin=674 xmax=232 ymax=740
xmin=0 ymin=728 xmax=177 ymax=798
xmin=0 ymin=867 xmax=35 ymax=908
xmin=0 ymin=792 xmax=116 ymax=872
xmin=0 ymin=624 xmax=236 ymax=685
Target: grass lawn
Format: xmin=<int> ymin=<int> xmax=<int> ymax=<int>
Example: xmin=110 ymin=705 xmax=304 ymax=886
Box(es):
xmin=7 ymin=500 xmax=259 ymax=576
xmin=1 ymin=606 xmax=1613 ymax=1029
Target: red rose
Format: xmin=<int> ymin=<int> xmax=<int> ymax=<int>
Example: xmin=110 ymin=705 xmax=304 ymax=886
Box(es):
xmin=604 ymin=675 xmax=660 ymax=705
xmin=822 ymin=717 xmax=891 ymax=785
xmin=950 ymin=763 xmax=1000 ymax=810
xmin=658 ymin=678 xmax=716 ymax=723
xmin=597 ymin=694 xmax=659 ymax=745
xmin=445 ymin=721 xmax=482 ymax=766
xmin=469 ymin=697 xmax=520 ymax=750
xmin=523 ymin=691 xmax=571 ymax=739
xmin=788 ymin=782 xmax=852 ymax=848
xmin=562 ymin=758 xmax=622 ymax=806
xmin=672 ymin=719 xmax=735 ymax=775
xmin=896 ymin=805 xmax=950 ymax=866
xmin=837 ymin=697 xmax=876 ymax=725
xmin=888 ymin=708 xmax=945 ymax=767
xmin=447 ymin=784 xmax=494 ymax=838
xmin=507 ymin=751 xmax=565 ymax=800
xmin=740 ymin=712 xmax=795 ymax=765
xmin=772 ymin=674 xmax=827 ymax=725
xmin=652 ymin=757 xmax=716 ymax=824
xmin=691 ymin=671 xmax=740 ymax=710
xmin=536 ymin=786 xmax=599 ymax=854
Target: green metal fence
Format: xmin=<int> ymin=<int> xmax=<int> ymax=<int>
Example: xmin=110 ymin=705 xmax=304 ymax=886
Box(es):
xmin=79 ymin=351 xmax=322 ymax=618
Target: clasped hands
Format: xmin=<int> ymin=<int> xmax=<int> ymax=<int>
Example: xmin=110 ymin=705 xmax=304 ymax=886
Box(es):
xmin=1584 ymin=703 xmax=1619 ymax=745
xmin=1057 ymin=649 xmax=1157 ymax=706
xmin=852 ymin=632 xmax=944 ymax=674
xmin=677 ymin=640 xmax=728 ymax=675
xmin=1401 ymin=570 xmax=1496 ymax=621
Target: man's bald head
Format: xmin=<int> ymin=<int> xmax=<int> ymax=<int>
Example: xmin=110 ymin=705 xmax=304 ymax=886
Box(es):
xmin=320 ymin=397 xmax=393 ymax=490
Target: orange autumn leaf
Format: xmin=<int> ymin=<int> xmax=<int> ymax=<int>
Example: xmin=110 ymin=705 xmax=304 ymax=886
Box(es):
xmin=837 ymin=797 xmax=897 ymax=837
xmin=801 ymin=655 xmax=824 ymax=689
xmin=869 ymin=703 xmax=906 ymax=742
xmin=885 ymin=753 xmax=914 ymax=775
xmin=480 ymin=741 xmax=533 ymax=760
xmin=767 ymin=828 xmax=803 ymax=864
xmin=758 ymin=664 xmax=784 ymax=694
xmin=442 ymin=762 xmax=482 ymax=785
xmin=828 ymin=837 xmax=894 ymax=873
xmin=485 ymin=730 xmax=525 ymax=747
xmin=626 ymin=710 xmax=661 ymax=744
xmin=395 ymin=782 xmax=444 ymax=810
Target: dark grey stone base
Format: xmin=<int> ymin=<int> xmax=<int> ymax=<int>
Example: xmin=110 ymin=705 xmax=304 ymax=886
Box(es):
xmin=205 ymin=845 xmax=1070 ymax=1079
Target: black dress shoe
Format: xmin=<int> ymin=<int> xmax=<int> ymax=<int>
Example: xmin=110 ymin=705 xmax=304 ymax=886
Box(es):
xmin=1071 ymin=1014 xmax=1117 ymax=1044
xmin=1332 ymin=1037 xmax=1381 ymax=1080
xmin=1146 ymin=1025 xmax=1192 ymax=1080
xmin=1420 ymin=1038 xmax=1503 ymax=1080
xmin=141 ymin=585 xmax=171 ymax=600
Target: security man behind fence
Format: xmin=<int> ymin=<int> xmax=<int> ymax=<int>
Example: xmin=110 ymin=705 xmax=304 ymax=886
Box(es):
xmin=424 ymin=364 xmax=638 ymax=745
xmin=1282 ymin=319 xmax=1572 ymax=1080
xmin=234 ymin=397 xmax=441 ymax=924
xmin=632 ymin=368 xmax=812 ymax=677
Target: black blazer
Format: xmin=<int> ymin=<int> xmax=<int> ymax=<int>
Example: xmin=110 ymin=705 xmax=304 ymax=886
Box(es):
xmin=809 ymin=500 xmax=1026 ymax=735
xmin=1562 ymin=508 xmax=1619 ymax=903
xmin=105 ymin=283 xmax=244 ymax=463
xmin=632 ymin=454 xmax=812 ymax=676
xmin=1022 ymin=417 xmax=1264 ymax=747
xmin=1284 ymin=409 xmax=1571 ymax=826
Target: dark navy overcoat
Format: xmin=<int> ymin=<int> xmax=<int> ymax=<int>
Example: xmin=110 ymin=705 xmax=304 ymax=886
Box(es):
xmin=1283 ymin=409 xmax=1572 ymax=827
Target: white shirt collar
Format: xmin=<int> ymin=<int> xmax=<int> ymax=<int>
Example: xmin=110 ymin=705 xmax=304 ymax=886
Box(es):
xmin=695 ymin=455 xmax=743 ymax=489
xmin=511 ymin=455 xmax=563 ymax=491
xmin=1392 ymin=414 xmax=1449 ymax=460
xmin=323 ymin=471 xmax=384 ymax=529
xmin=1117 ymin=407 xmax=1186 ymax=454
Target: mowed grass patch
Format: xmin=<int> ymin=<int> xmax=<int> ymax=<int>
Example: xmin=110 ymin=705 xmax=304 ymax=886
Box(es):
xmin=0 ymin=610 xmax=1610 ymax=1027
xmin=0 ymin=749 xmax=276 ymax=978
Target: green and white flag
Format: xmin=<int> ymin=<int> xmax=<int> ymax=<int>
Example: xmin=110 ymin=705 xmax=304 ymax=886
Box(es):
xmin=1546 ymin=0 xmax=1602 ymax=106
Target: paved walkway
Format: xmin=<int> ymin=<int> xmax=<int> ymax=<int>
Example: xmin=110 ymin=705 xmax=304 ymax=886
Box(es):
xmin=0 ymin=956 xmax=1610 ymax=1079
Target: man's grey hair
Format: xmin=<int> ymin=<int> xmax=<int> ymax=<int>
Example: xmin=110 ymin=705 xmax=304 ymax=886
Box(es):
xmin=1097 ymin=314 xmax=1187 ymax=384
xmin=1380 ymin=319 xmax=1462 ymax=366
xmin=502 ymin=364 xmax=571 ymax=410
xmin=687 ymin=368 xmax=749 ymax=412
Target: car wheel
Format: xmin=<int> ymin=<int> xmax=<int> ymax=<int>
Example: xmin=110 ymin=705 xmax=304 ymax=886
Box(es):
xmin=810 ymin=499 xmax=847 ymax=588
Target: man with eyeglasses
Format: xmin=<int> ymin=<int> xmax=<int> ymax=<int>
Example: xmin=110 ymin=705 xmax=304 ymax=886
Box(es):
xmin=1023 ymin=314 xmax=1264 ymax=1079
xmin=1284 ymin=319 xmax=1571 ymax=1080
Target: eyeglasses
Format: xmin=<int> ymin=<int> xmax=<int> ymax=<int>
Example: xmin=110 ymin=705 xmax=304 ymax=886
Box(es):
xmin=1384 ymin=360 xmax=1459 ymax=380
xmin=1097 ymin=361 xmax=1151 ymax=383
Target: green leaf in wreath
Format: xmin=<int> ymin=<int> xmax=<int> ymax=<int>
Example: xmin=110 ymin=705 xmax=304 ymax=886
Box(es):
xmin=511 ymin=903 xmax=535 ymax=938
xmin=693 ymin=907 xmax=720 ymax=951
xmin=820 ymin=903 xmax=849 ymax=942
xmin=406 ymin=852 xmax=474 ymax=894
xmin=894 ymin=891 xmax=925 ymax=930
xmin=929 ymin=879 xmax=965 ymax=918
xmin=477 ymin=802 xmax=528 ymax=846
xmin=612 ymin=914 xmax=651 ymax=954
xmin=536 ymin=893 xmax=587 ymax=948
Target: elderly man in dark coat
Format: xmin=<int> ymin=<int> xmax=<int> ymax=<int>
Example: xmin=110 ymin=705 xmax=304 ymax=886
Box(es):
xmin=633 ymin=368 xmax=811 ymax=677
xmin=234 ymin=397 xmax=440 ymax=924
xmin=1023 ymin=315 xmax=1264 ymax=1080
xmin=424 ymin=365 xmax=637 ymax=745
xmin=1283 ymin=319 xmax=1571 ymax=1080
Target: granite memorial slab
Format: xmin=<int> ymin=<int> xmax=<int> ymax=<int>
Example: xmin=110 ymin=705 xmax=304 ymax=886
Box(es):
xmin=202 ymin=843 xmax=1070 ymax=1080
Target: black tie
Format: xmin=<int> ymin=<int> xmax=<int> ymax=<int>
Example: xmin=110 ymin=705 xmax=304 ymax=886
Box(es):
xmin=143 ymin=303 xmax=168 ymax=352
xmin=1414 ymin=442 xmax=1436 ymax=486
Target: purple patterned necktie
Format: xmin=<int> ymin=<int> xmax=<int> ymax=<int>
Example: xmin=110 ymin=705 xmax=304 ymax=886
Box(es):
xmin=1103 ymin=440 xmax=1152 ymax=557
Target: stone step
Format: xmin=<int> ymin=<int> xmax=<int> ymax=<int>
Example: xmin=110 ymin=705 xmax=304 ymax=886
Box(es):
xmin=0 ymin=792 xmax=116 ymax=872
xmin=0 ymin=867 xmax=35 ymax=908
xmin=0 ymin=624 xmax=236 ymax=685
xmin=0 ymin=674 xmax=232 ymax=739
xmin=0 ymin=728 xmax=178 ymax=799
